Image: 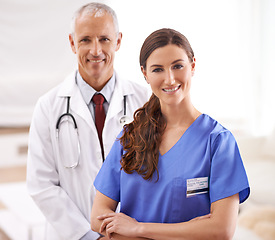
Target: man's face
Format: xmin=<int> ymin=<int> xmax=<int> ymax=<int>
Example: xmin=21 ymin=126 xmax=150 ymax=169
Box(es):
xmin=69 ymin=12 xmax=122 ymax=91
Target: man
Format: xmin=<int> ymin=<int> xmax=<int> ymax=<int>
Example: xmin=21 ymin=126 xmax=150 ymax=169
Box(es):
xmin=27 ymin=3 xmax=150 ymax=240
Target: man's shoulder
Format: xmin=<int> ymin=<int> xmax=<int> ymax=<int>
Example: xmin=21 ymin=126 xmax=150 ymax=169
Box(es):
xmin=35 ymin=73 xmax=74 ymax=109
xmin=40 ymin=71 xmax=76 ymax=100
xmin=38 ymin=82 xmax=62 ymax=102
xmin=125 ymin=80 xmax=150 ymax=99
xmin=125 ymin=79 xmax=147 ymax=90
xmin=116 ymin=75 xmax=150 ymax=97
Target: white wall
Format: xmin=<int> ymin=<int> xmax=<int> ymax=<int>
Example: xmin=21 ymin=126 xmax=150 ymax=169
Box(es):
xmin=0 ymin=0 xmax=274 ymax=136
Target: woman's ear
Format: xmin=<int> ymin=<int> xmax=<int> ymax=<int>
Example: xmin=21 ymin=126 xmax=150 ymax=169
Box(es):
xmin=191 ymin=57 xmax=196 ymax=76
xmin=141 ymin=66 xmax=149 ymax=83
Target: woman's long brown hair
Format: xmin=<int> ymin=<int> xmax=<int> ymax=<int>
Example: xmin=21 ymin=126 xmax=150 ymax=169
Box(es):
xmin=120 ymin=28 xmax=194 ymax=181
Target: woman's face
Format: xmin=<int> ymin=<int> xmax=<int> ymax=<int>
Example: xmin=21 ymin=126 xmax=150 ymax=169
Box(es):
xmin=142 ymin=44 xmax=195 ymax=107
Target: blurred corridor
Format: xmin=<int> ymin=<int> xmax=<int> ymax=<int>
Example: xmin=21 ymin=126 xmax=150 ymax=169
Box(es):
xmin=0 ymin=127 xmax=45 ymax=240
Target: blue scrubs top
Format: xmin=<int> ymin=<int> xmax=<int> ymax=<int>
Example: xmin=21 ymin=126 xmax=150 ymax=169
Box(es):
xmin=94 ymin=114 xmax=250 ymax=223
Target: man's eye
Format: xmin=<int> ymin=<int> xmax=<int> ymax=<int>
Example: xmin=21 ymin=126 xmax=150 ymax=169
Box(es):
xmin=80 ymin=38 xmax=89 ymax=43
xmin=100 ymin=38 xmax=110 ymax=42
xmin=152 ymin=68 xmax=163 ymax=73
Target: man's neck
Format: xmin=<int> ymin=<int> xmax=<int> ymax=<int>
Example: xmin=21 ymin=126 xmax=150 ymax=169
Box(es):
xmin=79 ymin=70 xmax=113 ymax=92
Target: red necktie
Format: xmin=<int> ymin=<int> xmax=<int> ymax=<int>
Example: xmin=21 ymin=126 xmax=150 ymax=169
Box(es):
xmin=92 ymin=93 xmax=106 ymax=160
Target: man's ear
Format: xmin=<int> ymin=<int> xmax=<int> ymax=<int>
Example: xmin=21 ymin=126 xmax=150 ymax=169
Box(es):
xmin=115 ymin=32 xmax=122 ymax=51
xmin=69 ymin=34 xmax=77 ymax=54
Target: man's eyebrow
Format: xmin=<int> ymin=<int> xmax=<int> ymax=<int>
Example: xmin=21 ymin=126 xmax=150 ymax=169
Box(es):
xmin=78 ymin=35 xmax=90 ymax=39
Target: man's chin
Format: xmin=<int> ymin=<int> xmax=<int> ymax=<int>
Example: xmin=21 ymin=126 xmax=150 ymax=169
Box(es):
xmin=80 ymin=67 xmax=113 ymax=84
xmin=87 ymin=69 xmax=104 ymax=79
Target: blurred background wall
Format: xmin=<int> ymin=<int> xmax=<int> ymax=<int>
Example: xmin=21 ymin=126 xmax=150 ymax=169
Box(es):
xmin=0 ymin=0 xmax=275 ymax=136
xmin=0 ymin=1 xmax=275 ymax=239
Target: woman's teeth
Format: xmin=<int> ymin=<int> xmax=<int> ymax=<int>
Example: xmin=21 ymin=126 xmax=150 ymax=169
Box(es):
xmin=163 ymin=85 xmax=180 ymax=92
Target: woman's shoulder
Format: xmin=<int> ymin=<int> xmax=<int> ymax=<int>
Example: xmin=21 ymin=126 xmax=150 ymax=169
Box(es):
xmin=199 ymin=114 xmax=233 ymax=140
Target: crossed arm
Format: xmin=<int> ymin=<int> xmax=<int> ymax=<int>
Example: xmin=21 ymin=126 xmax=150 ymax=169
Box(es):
xmin=91 ymin=191 xmax=239 ymax=240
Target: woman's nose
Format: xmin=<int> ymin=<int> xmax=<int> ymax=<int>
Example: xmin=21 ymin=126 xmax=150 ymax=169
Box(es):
xmin=164 ymin=70 xmax=175 ymax=85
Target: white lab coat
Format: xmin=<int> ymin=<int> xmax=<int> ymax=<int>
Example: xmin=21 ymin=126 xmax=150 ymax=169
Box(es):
xmin=27 ymin=71 xmax=150 ymax=240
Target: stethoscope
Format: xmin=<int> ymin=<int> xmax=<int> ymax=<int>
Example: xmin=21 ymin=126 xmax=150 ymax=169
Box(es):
xmin=56 ymin=95 xmax=130 ymax=168
xmin=56 ymin=97 xmax=80 ymax=169
xmin=119 ymin=96 xmax=131 ymax=126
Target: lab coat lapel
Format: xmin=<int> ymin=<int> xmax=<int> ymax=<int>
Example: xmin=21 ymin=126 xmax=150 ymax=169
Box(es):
xmin=57 ymin=71 xmax=94 ymax=130
xmin=105 ymin=74 xmax=132 ymax=123
xmin=70 ymin=88 xmax=94 ymax=129
xmin=106 ymin=85 xmax=123 ymax=123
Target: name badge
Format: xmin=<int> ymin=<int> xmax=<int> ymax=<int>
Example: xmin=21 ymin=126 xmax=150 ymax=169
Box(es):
xmin=186 ymin=177 xmax=209 ymax=197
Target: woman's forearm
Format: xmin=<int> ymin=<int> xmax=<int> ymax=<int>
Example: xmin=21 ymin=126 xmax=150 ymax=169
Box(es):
xmin=137 ymin=194 xmax=239 ymax=240
xmin=98 ymin=212 xmax=230 ymax=240
xmin=138 ymin=215 xmax=233 ymax=240
xmin=93 ymin=192 xmax=239 ymax=240
xmin=107 ymin=234 xmax=151 ymax=240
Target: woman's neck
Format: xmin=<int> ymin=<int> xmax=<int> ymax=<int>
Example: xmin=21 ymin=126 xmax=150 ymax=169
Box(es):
xmin=161 ymin=99 xmax=201 ymax=129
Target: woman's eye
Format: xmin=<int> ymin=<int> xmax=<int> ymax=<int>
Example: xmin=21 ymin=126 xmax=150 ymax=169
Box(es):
xmin=173 ymin=64 xmax=183 ymax=69
xmin=152 ymin=68 xmax=163 ymax=73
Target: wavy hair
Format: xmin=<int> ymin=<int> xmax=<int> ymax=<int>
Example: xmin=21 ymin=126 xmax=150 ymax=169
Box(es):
xmin=120 ymin=28 xmax=194 ymax=181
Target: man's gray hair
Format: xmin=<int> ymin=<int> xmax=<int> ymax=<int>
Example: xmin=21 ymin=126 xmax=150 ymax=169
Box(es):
xmin=71 ymin=2 xmax=119 ymax=36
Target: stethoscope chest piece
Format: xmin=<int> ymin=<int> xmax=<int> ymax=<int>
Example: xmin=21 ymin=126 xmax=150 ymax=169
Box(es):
xmin=119 ymin=95 xmax=131 ymax=126
xmin=119 ymin=115 xmax=131 ymax=126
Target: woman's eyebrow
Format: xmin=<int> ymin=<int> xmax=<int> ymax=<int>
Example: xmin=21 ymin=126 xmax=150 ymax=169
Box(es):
xmin=171 ymin=59 xmax=185 ymax=64
xmin=150 ymin=59 xmax=185 ymax=69
xmin=150 ymin=64 xmax=163 ymax=69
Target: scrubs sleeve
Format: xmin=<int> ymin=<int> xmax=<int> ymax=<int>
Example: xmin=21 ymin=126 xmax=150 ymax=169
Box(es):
xmin=94 ymin=132 xmax=123 ymax=202
xmin=209 ymin=130 xmax=250 ymax=204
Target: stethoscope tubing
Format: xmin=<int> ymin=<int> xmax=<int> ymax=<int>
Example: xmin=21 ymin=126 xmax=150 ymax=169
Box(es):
xmin=56 ymin=97 xmax=77 ymax=130
xmin=55 ymin=95 xmax=129 ymax=168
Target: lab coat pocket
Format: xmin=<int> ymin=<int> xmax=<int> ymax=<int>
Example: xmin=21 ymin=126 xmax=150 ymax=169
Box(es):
xmin=57 ymin=117 xmax=80 ymax=169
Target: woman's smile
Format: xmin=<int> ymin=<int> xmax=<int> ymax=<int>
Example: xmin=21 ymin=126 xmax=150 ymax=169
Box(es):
xmin=162 ymin=85 xmax=181 ymax=93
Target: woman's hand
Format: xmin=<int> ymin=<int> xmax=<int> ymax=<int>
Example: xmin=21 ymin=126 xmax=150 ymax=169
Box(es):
xmin=97 ymin=213 xmax=211 ymax=239
xmin=98 ymin=212 xmax=141 ymax=239
xmin=97 ymin=237 xmax=109 ymax=240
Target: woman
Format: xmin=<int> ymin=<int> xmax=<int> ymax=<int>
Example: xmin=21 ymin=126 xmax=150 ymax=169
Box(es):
xmin=91 ymin=28 xmax=250 ymax=240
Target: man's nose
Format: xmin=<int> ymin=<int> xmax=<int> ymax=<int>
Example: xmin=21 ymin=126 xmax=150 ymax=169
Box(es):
xmin=164 ymin=70 xmax=175 ymax=85
xmin=89 ymin=40 xmax=102 ymax=56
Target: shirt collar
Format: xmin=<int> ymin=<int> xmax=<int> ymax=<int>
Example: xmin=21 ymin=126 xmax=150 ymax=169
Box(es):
xmin=76 ymin=71 xmax=116 ymax=105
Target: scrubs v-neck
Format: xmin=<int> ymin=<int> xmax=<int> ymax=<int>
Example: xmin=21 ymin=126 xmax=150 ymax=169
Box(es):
xmin=94 ymin=114 xmax=250 ymax=223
